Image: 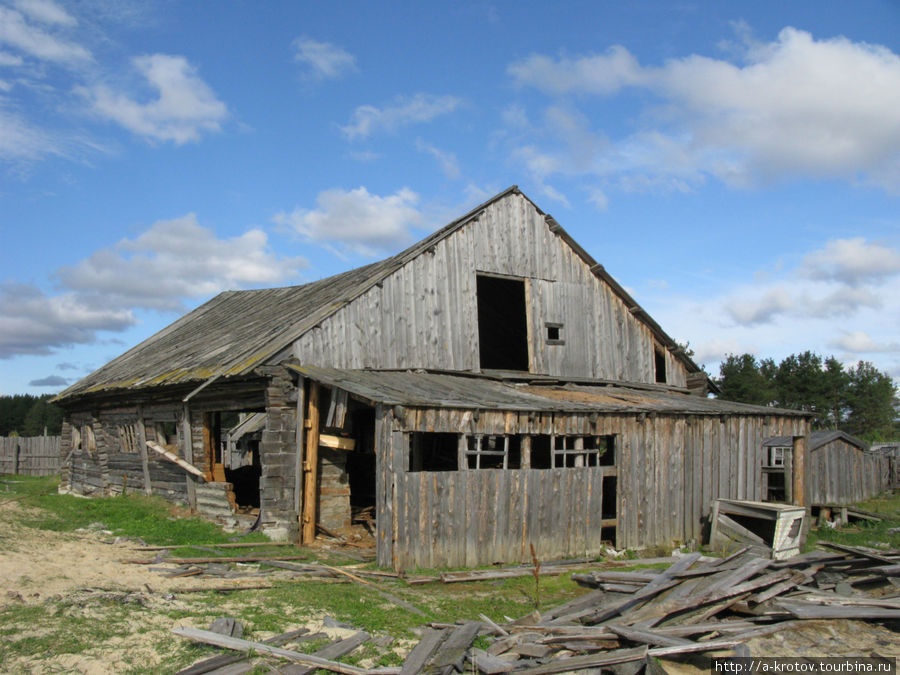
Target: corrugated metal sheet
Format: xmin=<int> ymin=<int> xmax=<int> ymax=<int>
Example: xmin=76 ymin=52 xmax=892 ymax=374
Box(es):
xmin=287 ymin=364 xmax=804 ymax=416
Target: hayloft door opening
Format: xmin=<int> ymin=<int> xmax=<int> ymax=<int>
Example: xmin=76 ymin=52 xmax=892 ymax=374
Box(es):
xmin=476 ymin=274 xmax=530 ymax=372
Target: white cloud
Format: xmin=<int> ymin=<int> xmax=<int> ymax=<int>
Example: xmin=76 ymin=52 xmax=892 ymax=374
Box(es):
xmin=274 ymin=186 xmax=424 ymax=257
xmin=80 ymin=54 xmax=228 ymax=144
xmin=29 ymin=374 xmax=69 ymax=387
xmin=726 ymin=287 xmax=794 ymax=325
xmin=14 ymin=0 xmax=76 ymax=26
xmin=509 ymin=45 xmax=645 ymax=95
xmin=0 ymin=5 xmax=90 ymax=64
xmin=800 ymin=237 xmax=900 ymax=285
xmin=57 ymin=214 xmax=306 ymax=311
xmin=0 ymin=283 xmax=135 ymax=358
xmin=829 ymin=330 xmax=900 ymax=353
xmin=507 ymin=27 xmax=900 ymax=191
xmin=0 ymin=51 xmax=24 ymax=66
xmin=292 ymin=36 xmax=357 ymax=80
xmin=340 ymin=94 xmax=462 ymax=140
xmin=0 ymin=107 xmax=54 ymax=160
xmin=416 ymin=139 xmax=460 ymax=179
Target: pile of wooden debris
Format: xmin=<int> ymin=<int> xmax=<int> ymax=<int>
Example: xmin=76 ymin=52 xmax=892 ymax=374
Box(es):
xmin=172 ymin=543 xmax=900 ymax=674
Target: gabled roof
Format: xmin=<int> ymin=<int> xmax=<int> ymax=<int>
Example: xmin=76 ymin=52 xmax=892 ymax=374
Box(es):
xmin=57 ymin=186 xmax=704 ymax=402
xmin=763 ymin=430 xmax=869 ymax=452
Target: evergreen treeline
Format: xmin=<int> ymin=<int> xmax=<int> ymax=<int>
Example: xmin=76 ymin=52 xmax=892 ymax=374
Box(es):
xmin=0 ymin=394 xmax=64 ymax=436
xmin=716 ymin=351 xmax=898 ymax=442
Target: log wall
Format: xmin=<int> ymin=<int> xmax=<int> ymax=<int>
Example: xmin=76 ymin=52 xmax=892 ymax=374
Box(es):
xmin=294 ymin=193 xmax=688 ymax=386
xmin=808 ymin=440 xmax=891 ymax=505
xmin=0 ymin=436 xmax=61 ymax=476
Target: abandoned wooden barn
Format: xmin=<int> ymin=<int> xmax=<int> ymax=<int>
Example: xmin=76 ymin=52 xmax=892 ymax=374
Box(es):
xmin=763 ymin=431 xmax=890 ymax=506
xmin=56 ymin=186 xmax=813 ymax=570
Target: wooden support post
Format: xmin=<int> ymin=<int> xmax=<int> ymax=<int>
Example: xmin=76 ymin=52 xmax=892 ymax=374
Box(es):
xmin=301 ymin=381 xmax=320 ymax=544
xmin=791 ymin=435 xmax=807 ymax=507
xmin=181 ymin=403 xmax=197 ymax=510
xmin=136 ymin=405 xmax=152 ymax=495
xmin=12 ymin=441 xmax=19 ymax=475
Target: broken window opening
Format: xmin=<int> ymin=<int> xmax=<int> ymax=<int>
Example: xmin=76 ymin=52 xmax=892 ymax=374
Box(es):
xmin=602 ymin=476 xmax=617 ymax=519
xmin=118 ymin=424 xmax=138 ymax=454
xmin=466 ymin=435 xmax=522 ymax=470
xmin=530 ymin=435 xmax=553 ymax=469
xmin=409 ymin=432 xmax=459 ymax=472
xmin=153 ymin=421 xmax=178 ymax=454
xmin=552 ymin=435 xmax=617 ymax=468
xmin=476 ymin=274 xmax=530 ymax=372
xmin=654 ymin=347 xmax=667 ymax=384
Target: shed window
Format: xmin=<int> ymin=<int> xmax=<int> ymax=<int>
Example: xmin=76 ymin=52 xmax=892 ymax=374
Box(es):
xmin=769 ymin=446 xmax=788 ymax=467
xmin=466 ymin=435 xmax=521 ymax=469
xmin=409 ymin=432 xmax=459 ymax=472
xmin=545 ymin=322 xmax=564 ymax=345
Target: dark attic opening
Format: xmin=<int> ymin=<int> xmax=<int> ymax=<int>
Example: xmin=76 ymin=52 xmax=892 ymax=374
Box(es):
xmin=654 ymin=347 xmax=667 ymax=383
xmin=476 ymin=274 xmax=530 ymax=372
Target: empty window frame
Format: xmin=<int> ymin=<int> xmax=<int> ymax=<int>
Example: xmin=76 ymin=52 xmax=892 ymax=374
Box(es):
xmin=552 ymin=435 xmax=617 ymax=468
xmin=476 ymin=274 xmax=530 ymax=372
xmin=408 ymin=432 xmax=459 ymax=472
xmin=466 ymin=435 xmax=521 ymax=469
xmin=545 ymin=322 xmax=565 ymax=345
xmin=654 ymin=347 xmax=667 ymax=384
xmin=82 ymin=424 xmax=96 ymax=456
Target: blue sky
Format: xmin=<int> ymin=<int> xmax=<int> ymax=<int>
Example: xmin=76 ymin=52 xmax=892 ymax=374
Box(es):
xmin=1 ymin=0 xmax=899 ymax=395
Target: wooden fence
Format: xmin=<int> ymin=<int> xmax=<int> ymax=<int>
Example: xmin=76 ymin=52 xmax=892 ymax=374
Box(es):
xmin=0 ymin=436 xmax=61 ymax=476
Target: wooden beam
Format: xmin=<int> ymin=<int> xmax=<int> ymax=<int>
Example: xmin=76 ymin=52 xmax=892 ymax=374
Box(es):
xmin=147 ymin=441 xmax=206 ymax=481
xmin=792 ymin=435 xmax=807 ymax=507
xmin=301 ymin=380 xmax=321 ymax=544
xmin=319 ymin=434 xmax=355 ymax=451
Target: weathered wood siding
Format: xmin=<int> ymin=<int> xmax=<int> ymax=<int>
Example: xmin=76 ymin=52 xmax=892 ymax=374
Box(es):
xmin=376 ymin=405 xmax=807 ymax=570
xmin=294 ymin=192 xmax=688 ymax=386
xmin=808 ymin=440 xmax=890 ymax=505
xmin=0 ymin=436 xmax=61 ymax=476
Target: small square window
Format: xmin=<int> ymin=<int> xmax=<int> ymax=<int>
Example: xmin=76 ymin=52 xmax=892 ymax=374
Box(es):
xmin=545 ymin=322 xmax=564 ymax=345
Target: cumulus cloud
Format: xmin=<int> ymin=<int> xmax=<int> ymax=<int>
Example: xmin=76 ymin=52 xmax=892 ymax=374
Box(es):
xmin=507 ymin=27 xmax=900 ymax=191
xmin=829 ymin=330 xmax=900 ymax=353
xmin=0 ymin=283 xmax=135 ymax=358
xmin=274 ymin=187 xmax=424 ymax=257
xmin=0 ymin=216 xmax=306 ymax=359
xmin=0 ymin=4 xmax=89 ymax=64
xmin=292 ymin=36 xmax=357 ymax=80
xmin=340 ymin=94 xmax=462 ymax=140
xmin=79 ymin=54 xmax=228 ymax=144
xmin=726 ymin=287 xmax=794 ymax=325
xmin=57 ymin=214 xmax=306 ymax=311
xmin=800 ymin=237 xmax=900 ymax=285
xmin=29 ymin=375 xmax=69 ymax=387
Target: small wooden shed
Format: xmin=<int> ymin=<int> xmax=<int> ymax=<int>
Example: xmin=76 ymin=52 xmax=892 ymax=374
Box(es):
xmin=763 ymin=431 xmax=890 ymax=506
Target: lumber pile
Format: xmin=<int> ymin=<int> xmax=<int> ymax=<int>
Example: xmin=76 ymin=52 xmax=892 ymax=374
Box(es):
xmin=170 ymin=544 xmax=899 ymax=674
xmin=400 ymin=545 xmax=900 ymax=673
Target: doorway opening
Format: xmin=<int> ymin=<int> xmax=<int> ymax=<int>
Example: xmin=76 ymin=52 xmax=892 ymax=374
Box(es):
xmin=204 ymin=410 xmax=263 ymax=514
xmin=476 ymin=274 xmax=530 ymax=371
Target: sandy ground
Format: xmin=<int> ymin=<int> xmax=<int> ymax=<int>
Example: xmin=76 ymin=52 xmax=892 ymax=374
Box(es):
xmin=1 ymin=499 xmax=898 ymax=673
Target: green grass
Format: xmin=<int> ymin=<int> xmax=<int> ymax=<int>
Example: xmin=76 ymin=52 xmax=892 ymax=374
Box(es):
xmin=806 ymin=491 xmax=900 ymax=551
xmin=2 ymin=474 xmax=270 ymax=548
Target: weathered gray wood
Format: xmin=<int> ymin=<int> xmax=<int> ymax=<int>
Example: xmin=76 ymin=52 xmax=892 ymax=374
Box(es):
xmin=607 ymin=624 xmax=693 ymax=647
xmin=467 ymin=648 xmax=514 ymax=673
xmin=171 ymin=627 xmax=369 ymax=674
xmin=283 ymin=631 xmax=371 ymax=675
xmin=426 ymin=621 xmax=481 ymax=674
xmin=399 ymin=628 xmax=446 ymax=675
xmin=508 ymin=646 xmax=648 ymax=675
